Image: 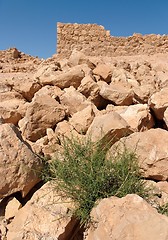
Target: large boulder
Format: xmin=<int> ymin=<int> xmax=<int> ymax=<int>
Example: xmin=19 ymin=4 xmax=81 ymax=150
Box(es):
xmin=60 ymin=86 xmax=91 ymax=116
xmin=12 ymin=78 xmax=42 ymax=101
xmin=68 ymin=49 xmax=96 ymax=69
xmin=149 ymin=88 xmax=168 ymax=120
xmin=93 ymin=63 xmax=113 ymax=83
xmin=6 ymin=182 xmax=79 ymax=240
xmin=84 ymin=194 xmax=168 ymax=240
xmin=110 ymin=128 xmax=168 ymax=181
xmin=0 ymin=91 xmax=26 ymax=125
xmin=0 ymin=123 xmax=41 ymax=198
xmin=19 ymin=94 xmax=65 ymax=141
xmin=69 ymin=104 xmax=95 ymax=134
xmin=98 ymin=81 xmax=134 ymax=106
xmin=115 ymin=104 xmax=154 ymax=131
xmin=37 ymin=64 xmax=85 ymax=89
xmin=87 ymin=111 xmax=133 ymax=144
xmin=78 ymin=75 xmax=107 ymax=108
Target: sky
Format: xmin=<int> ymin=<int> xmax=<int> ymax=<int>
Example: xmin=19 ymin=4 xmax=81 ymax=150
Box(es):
xmin=0 ymin=0 xmax=168 ymax=59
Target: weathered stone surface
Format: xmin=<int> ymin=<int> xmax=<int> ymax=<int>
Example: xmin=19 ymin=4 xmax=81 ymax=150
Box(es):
xmin=0 ymin=91 xmax=26 ymax=125
xmin=13 ymin=78 xmax=42 ymax=101
xmin=98 ymin=81 xmax=134 ymax=106
xmin=6 ymin=182 xmax=78 ymax=240
xmin=115 ymin=104 xmax=154 ymax=131
xmin=84 ymin=194 xmax=168 ymax=240
xmin=60 ymin=86 xmax=91 ymax=116
xmin=5 ymin=197 xmax=22 ymax=220
xmin=78 ymin=75 xmax=107 ymax=108
xmin=149 ymin=88 xmax=168 ymax=120
xmin=93 ymin=64 xmax=113 ymax=82
xmin=110 ymin=128 xmax=168 ymax=181
xmin=69 ymin=104 xmax=95 ymax=134
xmin=37 ymin=64 xmax=85 ymax=89
xmin=68 ymin=49 xmax=96 ymax=69
xmin=18 ymin=94 xmax=65 ymax=141
xmin=87 ymin=111 xmax=133 ymax=144
xmin=163 ymin=107 xmax=168 ymax=127
xmin=0 ymin=123 xmax=41 ymax=198
xmin=133 ymin=84 xmax=156 ymax=103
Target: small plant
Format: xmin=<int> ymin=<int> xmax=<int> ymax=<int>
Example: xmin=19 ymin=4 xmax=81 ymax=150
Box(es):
xmin=157 ymin=202 xmax=168 ymax=216
xmin=41 ymin=136 xmax=148 ymax=226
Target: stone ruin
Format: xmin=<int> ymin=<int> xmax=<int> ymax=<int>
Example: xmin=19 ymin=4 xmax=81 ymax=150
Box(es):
xmin=57 ymin=22 xmax=168 ymax=57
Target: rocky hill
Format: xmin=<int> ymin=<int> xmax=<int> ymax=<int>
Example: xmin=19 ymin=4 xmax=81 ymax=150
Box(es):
xmin=0 ymin=46 xmax=168 ymax=240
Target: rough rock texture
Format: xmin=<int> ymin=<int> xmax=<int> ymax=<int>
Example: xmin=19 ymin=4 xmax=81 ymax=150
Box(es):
xmin=110 ymin=128 xmax=168 ymax=181
xmin=98 ymin=81 xmax=134 ymax=106
xmin=149 ymin=88 xmax=168 ymax=120
xmin=6 ymin=182 xmax=79 ymax=240
xmin=87 ymin=111 xmax=133 ymax=144
xmin=1 ymin=41 xmax=168 ymax=239
xmin=19 ymin=94 xmax=65 ymax=141
xmin=84 ymin=194 xmax=168 ymax=240
xmin=0 ymin=123 xmax=41 ymax=198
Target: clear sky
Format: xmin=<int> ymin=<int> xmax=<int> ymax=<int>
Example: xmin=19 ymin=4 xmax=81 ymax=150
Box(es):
xmin=0 ymin=0 xmax=168 ymax=59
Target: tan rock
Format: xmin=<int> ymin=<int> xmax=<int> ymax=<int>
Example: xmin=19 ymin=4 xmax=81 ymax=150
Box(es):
xmin=7 ymin=182 xmax=78 ymax=240
xmin=5 ymin=197 xmax=22 ymax=220
xmin=0 ymin=91 xmax=26 ymax=125
xmin=87 ymin=111 xmax=132 ymax=144
xmin=0 ymin=123 xmax=41 ymax=198
xmin=93 ymin=63 xmax=112 ymax=83
xmin=55 ymin=120 xmax=82 ymax=141
xmin=69 ymin=104 xmax=95 ymax=134
xmin=133 ymin=84 xmax=156 ymax=103
xmin=34 ymin=62 xmax=62 ymax=81
xmin=85 ymin=194 xmax=168 ymax=240
xmin=68 ymin=49 xmax=95 ymax=69
xmin=115 ymin=104 xmax=154 ymax=131
xmin=163 ymin=107 xmax=168 ymax=127
xmin=78 ymin=75 xmax=107 ymax=108
xmin=149 ymin=88 xmax=168 ymax=120
xmin=60 ymin=86 xmax=90 ymax=116
xmin=12 ymin=78 xmax=41 ymax=101
xmin=98 ymin=81 xmax=134 ymax=106
xmin=18 ymin=94 xmax=65 ymax=141
xmin=110 ymin=128 xmax=168 ymax=181
xmin=37 ymin=64 xmax=85 ymax=89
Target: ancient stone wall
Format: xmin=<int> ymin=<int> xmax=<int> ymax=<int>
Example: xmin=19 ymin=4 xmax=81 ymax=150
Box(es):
xmin=57 ymin=22 xmax=168 ymax=58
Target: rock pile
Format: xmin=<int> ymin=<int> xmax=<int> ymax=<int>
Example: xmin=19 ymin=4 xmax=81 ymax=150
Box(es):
xmin=0 ymin=48 xmax=168 ymax=239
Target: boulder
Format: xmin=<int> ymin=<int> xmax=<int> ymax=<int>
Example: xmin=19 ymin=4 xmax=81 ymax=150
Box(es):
xmin=5 ymin=197 xmax=22 ymax=220
xmin=37 ymin=64 xmax=85 ymax=89
xmin=98 ymin=81 xmax=134 ymax=106
xmin=149 ymin=88 xmax=168 ymax=120
xmin=87 ymin=111 xmax=133 ymax=144
xmin=12 ymin=78 xmax=41 ymax=101
xmin=6 ymin=182 xmax=79 ymax=240
xmin=133 ymin=84 xmax=156 ymax=103
xmin=84 ymin=194 xmax=168 ymax=240
xmin=60 ymin=86 xmax=91 ymax=116
xmin=18 ymin=94 xmax=65 ymax=141
xmin=163 ymin=107 xmax=168 ymax=128
xmin=68 ymin=49 xmax=96 ymax=69
xmin=78 ymin=75 xmax=106 ymax=108
xmin=0 ymin=91 xmax=26 ymax=125
xmin=69 ymin=104 xmax=95 ymax=134
xmin=0 ymin=123 xmax=41 ymax=198
xmin=115 ymin=104 xmax=154 ymax=131
xmin=110 ymin=128 xmax=168 ymax=181
xmin=93 ymin=63 xmax=113 ymax=83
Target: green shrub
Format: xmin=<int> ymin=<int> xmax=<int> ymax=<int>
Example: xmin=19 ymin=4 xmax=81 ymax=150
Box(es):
xmin=41 ymin=136 xmax=148 ymax=226
xmin=157 ymin=202 xmax=168 ymax=216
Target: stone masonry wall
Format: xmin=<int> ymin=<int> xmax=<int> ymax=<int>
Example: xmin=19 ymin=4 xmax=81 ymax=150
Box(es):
xmin=57 ymin=22 xmax=168 ymax=58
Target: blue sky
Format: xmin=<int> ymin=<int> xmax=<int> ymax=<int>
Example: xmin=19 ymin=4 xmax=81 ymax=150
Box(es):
xmin=0 ymin=0 xmax=168 ymax=59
